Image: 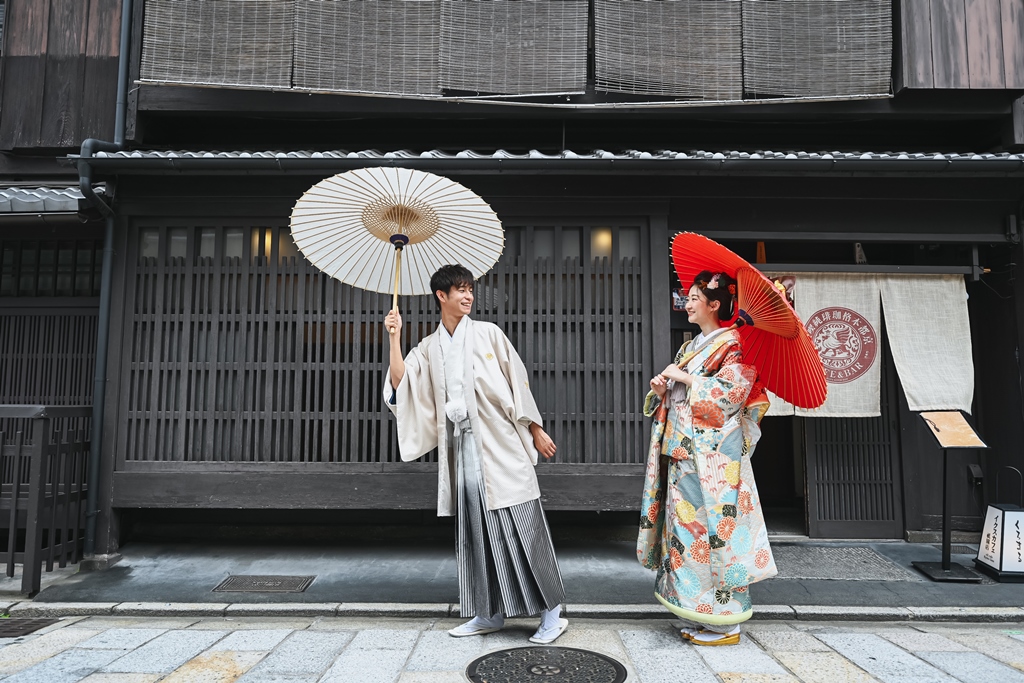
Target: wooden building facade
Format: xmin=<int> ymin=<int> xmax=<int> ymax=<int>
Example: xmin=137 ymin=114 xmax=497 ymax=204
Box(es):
xmin=2 ymin=1 xmax=1024 ymax=560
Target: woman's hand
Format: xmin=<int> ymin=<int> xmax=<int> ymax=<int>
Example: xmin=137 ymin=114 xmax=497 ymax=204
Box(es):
xmin=384 ymin=309 xmax=403 ymax=337
xmin=662 ymin=364 xmax=692 ymax=386
xmin=530 ymin=423 xmax=557 ymax=459
xmin=650 ymin=374 xmax=667 ymax=398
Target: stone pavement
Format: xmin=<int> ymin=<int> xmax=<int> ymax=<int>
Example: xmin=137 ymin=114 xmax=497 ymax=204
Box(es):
xmin=0 ymin=615 xmax=1021 ymax=682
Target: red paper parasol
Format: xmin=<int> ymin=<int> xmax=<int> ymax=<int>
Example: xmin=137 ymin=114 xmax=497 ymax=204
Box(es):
xmin=671 ymin=232 xmax=827 ymax=409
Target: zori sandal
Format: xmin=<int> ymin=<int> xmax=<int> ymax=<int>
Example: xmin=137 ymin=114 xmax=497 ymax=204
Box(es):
xmin=690 ymin=627 xmax=741 ymax=647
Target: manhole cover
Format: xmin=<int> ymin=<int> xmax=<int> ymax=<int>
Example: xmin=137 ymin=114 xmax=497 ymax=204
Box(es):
xmin=213 ymin=575 xmax=315 ymax=593
xmin=0 ymin=618 xmax=60 ymax=637
xmin=467 ymin=647 xmax=627 ymax=683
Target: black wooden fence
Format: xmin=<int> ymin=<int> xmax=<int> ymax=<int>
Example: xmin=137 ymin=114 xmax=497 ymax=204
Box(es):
xmin=0 ymin=406 xmax=90 ymax=595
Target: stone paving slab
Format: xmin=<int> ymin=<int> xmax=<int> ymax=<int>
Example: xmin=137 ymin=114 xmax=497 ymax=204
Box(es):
xmin=78 ymin=628 xmax=168 ymax=651
xmin=694 ymin=637 xmax=791 ymax=676
xmin=161 ymin=650 xmax=266 ymax=683
xmin=815 ymin=632 xmax=958 ymax=682
xmin=942 ymin=632 xmax=1024 ymax=671
xmin=0 ymin=615 xmax=1021 ymax=682
xmin=877 ymin=628 xmax=974 ymax=652
xmin=4 ymin=647 xmax=130 ymax=683
xmin=100 ymin=630 xmax=229 ymax=674
xmin=234 ymin=630 xmax=352 ymax=682
xmin=746 ymin=627 xmax=834 ymax=652
xmin=618 ymin=628 xmax=719 ymax=683
xmin=919 ymin=651 xmax=1024 ymax=683
xmin=207 ymin=629 xmax=293 ymax=651
xmin=0 ymin=627 xmax=102 ymax=676
xmin=773 ymin=651 xmax=876 ymax=683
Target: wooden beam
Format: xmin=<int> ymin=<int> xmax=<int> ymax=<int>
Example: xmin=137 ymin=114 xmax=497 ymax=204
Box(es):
xmin=111 ymin=471 xmax=644 ymax=510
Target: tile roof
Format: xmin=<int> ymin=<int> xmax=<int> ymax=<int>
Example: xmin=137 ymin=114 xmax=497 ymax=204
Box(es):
xmin=87 ymin=148 xmax=1024 ymax=162
xmin=0 ymin=186 xmax=104 ymax=213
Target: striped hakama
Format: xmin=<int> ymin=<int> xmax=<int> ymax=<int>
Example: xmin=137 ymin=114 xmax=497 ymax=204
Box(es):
xmin=451 ymin=419 xmax=566 ymax=619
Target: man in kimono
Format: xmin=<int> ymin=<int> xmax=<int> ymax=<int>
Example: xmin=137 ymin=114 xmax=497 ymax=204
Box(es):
xmin=383 ymin=264 xmax=568 ymax=643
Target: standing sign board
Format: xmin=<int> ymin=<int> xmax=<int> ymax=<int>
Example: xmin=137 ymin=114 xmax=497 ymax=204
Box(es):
xmin=911 ymin=411 xmax=986 ymax=582
xmin=975 ymin=504 xmax=1024 ymax=582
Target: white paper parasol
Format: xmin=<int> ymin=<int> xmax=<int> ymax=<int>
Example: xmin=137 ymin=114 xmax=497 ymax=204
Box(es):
xmin=289 ymin=168 xmax=504 ymax=317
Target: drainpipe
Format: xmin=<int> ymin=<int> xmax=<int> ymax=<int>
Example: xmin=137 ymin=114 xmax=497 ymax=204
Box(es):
xmin=78 ymin=0 xmax=133 ymax=562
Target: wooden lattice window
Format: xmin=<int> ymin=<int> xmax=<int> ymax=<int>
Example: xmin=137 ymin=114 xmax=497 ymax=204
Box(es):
xmin=0 ymin=239 xmax=103 ymax=297
xmin=118 ymin=221 xmax=655 ymax=467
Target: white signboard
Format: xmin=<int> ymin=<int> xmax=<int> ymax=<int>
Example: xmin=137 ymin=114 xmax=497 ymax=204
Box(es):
xmin=977 ymin=505 xmax=1024 ymax=575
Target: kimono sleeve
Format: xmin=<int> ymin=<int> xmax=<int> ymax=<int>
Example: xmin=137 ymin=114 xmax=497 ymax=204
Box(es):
xmin=494 ymin=328 xmax=544 ymax=428
xmin=688 ymin=344 xmax=758 ymax=426
xmin=643 ymin=343 xmax=688 ymax=417
xmin=382 ymin=343 xmax=438 ymax=462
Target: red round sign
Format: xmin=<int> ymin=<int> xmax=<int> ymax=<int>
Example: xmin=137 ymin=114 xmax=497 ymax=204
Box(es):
xmin=805 ymin=307 xmax=877 ymax=384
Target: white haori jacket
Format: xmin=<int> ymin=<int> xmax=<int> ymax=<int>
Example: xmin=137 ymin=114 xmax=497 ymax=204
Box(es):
xmin=383 ymin=316 xmax=544 ymax=516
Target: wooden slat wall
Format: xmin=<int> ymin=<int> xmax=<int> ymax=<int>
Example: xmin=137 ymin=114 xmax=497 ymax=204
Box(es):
xmin=115 ymin=221 xmax=653 ymax=481
xmin=0 ymin=0 xmax=119 ymax=150
xmin=805 ymin=344 xmax=904 ymax=538
xmin=479 ymin=224 xmax=651 ymax=465
xmin=0 ymin=309 xmax=98 ymax=437
xmin=899 ymin=0 xmax=1024 ymax=89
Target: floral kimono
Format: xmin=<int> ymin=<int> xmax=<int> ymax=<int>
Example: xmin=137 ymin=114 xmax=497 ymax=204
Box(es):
xmin=637 ymin=327 xmax=776 ymax=628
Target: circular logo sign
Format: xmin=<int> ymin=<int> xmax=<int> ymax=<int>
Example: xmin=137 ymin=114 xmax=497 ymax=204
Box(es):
xmin=805 ymin=307 xmax=877 ymax=384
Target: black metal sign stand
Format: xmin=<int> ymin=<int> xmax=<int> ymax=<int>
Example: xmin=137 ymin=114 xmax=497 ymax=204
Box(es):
xmin=911 ymin=411 xmax=984 ymax=583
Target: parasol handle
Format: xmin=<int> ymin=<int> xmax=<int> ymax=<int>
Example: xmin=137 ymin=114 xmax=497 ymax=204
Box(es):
xmin=389 ymin=235 xmax=409 ymax=335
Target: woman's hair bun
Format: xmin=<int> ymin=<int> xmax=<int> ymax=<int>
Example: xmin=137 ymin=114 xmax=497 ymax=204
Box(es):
xmin=691 ymin=270 xmax=737 ymax=320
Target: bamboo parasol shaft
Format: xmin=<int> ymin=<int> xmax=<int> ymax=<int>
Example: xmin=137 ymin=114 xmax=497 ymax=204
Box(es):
xmin=389 ymin=245 xmax=403 ymax=334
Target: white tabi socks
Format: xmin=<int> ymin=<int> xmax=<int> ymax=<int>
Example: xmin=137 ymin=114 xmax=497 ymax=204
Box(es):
xmin=529 ymin=605 xmax=569 ymax=644
xmin=448 ymin=613 xmax=505 ymax=637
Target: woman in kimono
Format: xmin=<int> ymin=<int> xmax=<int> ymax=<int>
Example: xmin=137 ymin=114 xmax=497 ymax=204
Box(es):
xmin=638 ymin=270 xmax=776 ymax=646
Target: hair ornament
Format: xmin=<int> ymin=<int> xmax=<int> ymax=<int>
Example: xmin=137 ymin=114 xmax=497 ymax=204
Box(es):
xmin=727 ymin=284 xmax=736 ymax=295
xmin=706 ymin=273 xmax=721 ymax=290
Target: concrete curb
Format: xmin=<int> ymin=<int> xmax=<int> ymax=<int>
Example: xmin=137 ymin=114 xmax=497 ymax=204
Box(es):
xmin=3 ymin=602 xmax=1023 ymax=622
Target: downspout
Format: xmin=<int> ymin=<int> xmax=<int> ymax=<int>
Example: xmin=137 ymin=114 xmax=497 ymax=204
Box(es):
xmin=78 ymin=0 xmax=133 ymax=561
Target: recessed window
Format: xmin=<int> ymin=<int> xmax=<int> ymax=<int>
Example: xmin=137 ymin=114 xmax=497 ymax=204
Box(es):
xmin=0 ymin=239 xmax=102 ymax=297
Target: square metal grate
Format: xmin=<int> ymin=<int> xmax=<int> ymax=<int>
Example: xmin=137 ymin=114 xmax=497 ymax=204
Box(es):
xmin=213 ymin=575 xmax=315 ymax=593
xmin=935 ymin=544 xmax=979 ymax=555
xmin=0 ymin=618 xmax=60 ymax=637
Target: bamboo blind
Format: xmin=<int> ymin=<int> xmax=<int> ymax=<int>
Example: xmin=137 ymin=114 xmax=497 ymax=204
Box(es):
xmin=141 ymin=0 xmax=294 ymax=88
xmin=118 ymin=222 xmax=652 ymax=466
xmin=594 ymin=0 xmax=743 ymax=99
xmin=742 ymin=0 xmax=892 ymax=98
xmin=294 ymin=0 xmax=441 ymax=96
xmin=440 ymin=0 xmax=588 ymax=95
